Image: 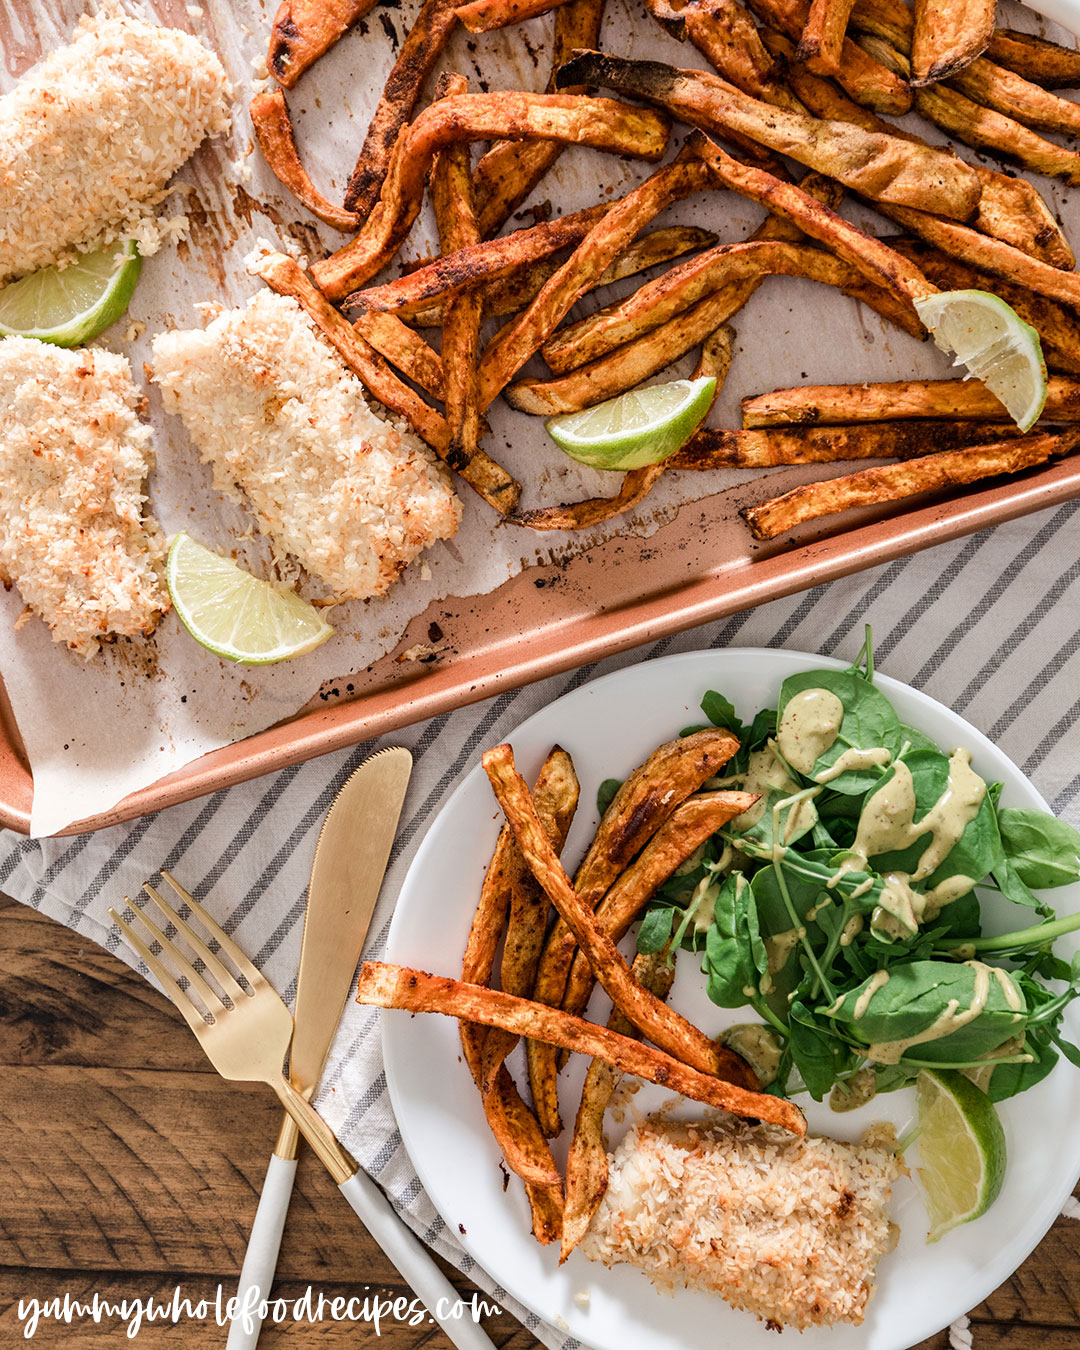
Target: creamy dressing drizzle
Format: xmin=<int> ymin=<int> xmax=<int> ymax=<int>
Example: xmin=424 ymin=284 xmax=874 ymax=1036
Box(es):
xmin=718 ymin=746 xmax=801 ymax=830
xmin=865 ymin=960 xmax=1002 ymax=1065
xmin=776 ymin=688 xmax=845 ymax=774
xmin=854 ymin=969 xmax=890 ymax=1020
xmin=814 ymin=746 xmax=892 ymax=784
xmin=765 ymin=926 xmax=804 ymax=974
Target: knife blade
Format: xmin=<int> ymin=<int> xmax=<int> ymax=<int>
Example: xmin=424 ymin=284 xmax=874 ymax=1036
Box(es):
xmin=228 ymin=746 xmax=412 ymax=1350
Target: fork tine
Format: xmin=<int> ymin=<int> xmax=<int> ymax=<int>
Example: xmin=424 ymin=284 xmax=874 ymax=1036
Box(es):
xmin=142 ymin=882 xmax=247 ymax=1003
xmin=123 ymin=895 xmax=226 ymax=1015
xmin=159 ymin=870 xmax=265 ymax=987
xmin=108 ymin=905 xmax=213 ymax=1040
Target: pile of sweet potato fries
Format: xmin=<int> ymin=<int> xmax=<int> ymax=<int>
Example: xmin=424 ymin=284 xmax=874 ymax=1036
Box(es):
xmin=356 ymin=732 xmax=807 ymax=1256
xmin=252 ymin=0 xmax=1080 ymax=539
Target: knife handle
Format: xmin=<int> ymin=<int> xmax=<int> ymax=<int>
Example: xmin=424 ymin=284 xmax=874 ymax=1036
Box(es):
xmin=337 ymin=1170 xmax=497 ymax=1350
xmin=226 ymin=1151 xmax=299 ymax=1350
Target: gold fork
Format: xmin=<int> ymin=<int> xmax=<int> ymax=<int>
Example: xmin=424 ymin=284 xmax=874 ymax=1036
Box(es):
xmin=109 ymin=872 xmax=494 ymax=1350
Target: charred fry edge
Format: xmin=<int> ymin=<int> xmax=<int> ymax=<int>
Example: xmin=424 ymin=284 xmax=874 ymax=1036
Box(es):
xmin=356 ymin=961 xmax=806 ymax=1133
xmin=343 ymin=0 xmax=459 ymax=215
xmin=269 ymin=0 xmax=377 ymax=87
xmin=511 ymin=464 xmax=668 ymax=531
xmin=672 ymin=420 xmax=1025 ymax=467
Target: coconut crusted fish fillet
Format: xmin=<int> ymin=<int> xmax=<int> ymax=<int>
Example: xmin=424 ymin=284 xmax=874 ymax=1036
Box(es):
xmin=583 ymin=1114 xmax=902 ymax=1330
xmin=0 ymin=9 xmax=231 ymax=282
xmin=0 ymin=338 xmax=168 ymax=657
xmin=152 ymin=291 xmax=462 ymax=600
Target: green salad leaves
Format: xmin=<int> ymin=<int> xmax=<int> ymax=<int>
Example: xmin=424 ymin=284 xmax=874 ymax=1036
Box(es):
xmin=637 ymin=630 xmax=1080 ymax=1108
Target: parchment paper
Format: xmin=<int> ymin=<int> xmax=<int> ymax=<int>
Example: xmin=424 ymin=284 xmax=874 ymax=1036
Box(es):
xmin=0 ymin=0 xmax=1075 ymax=835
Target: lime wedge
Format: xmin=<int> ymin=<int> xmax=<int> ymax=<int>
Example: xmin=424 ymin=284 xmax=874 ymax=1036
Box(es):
xmin=0 ymin=239 xmax=142 ymax=347
xmin=914 ymin=289 xmax=1047 ymax=432
xmin=166 ymin=533 xmax=334 ymax=665
xmin=913 ymin=1068 xmax=1007 ymax=1244
xmin=545 ymin=377 xmax=716 ymax=469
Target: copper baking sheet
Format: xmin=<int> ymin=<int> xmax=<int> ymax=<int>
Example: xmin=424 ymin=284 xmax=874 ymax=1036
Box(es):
xmin=4 ymin=454 xmax=1078 ymax=836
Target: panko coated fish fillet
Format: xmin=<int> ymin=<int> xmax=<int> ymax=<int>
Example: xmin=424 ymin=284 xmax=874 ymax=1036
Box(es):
xmin=152 ymin=291 xmax=462 ymax=599
xmin=583 ymin=1115 xmax=902 ymax=1330
xmin=0 ymin=337 xmax=168 ymax=657
xmin=0 ymin=10 xmax=231 ymax=281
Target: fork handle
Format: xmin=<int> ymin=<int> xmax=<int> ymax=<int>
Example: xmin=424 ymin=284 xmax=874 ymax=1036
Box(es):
xmin=225 ymin=1151 xmax=298 ymax=1350
xmin=338 ymin=1170 xmax=497 ymax=1350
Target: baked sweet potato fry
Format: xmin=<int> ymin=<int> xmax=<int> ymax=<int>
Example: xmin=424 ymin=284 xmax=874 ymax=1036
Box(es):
xmin=268 ymin=0 xmax=376 ymax=86
xmin=951 ymin=56 xmax=1080 ymax=137
xmin=411 ymin=226 xmax=718 ymax=326
xmin=477 ymin=154 xmax=713 ymax=410
xmin=561 ymin=791 xmax=757 ymax=1021
xmin=357 ymin=962 xmax=805 ymax=1133
xmin=250 ymin=90 xmax=360 ymax=231
xmin=742 ymin=431 xmax=1080 ymax=540
xmin=695 ymin=137 xmax=936 ymax=311
xmin=561 ymin=949 xmax=676 ymax=1263
xmin=911 ymin=0 xmax=994 ymax=86
xmin=539 ymin=238 xmax=925 ymax=377
xmin=692 ymin=323 xmax=734 ymax=409
xmin=741 ymin=377 xmax=1080 ymax=427
xmin=556 ymin=52 xmax=978 ymax=218
xmin=483 ymin=744 xmax=755 ymax=1086
xmin=352 ymin=311 xmax=445 ymax=398
xmin=797 ymin=0 xmax=855 ymax=74
xmin=646 ymin=0 xmax=804 ymax=110
xmin=744 ymin=0 xmax=911 ymax=114
xmin=342 ymin=0 xmax=458 ymax=216
xmin=914 ymin=84 xmax=1080 ymax=187
xmin=987 ymin=29 xmax=1080 ymax=89
xmin=472 ymin=0 xmax=606 ymax=237
xmin=527 ymin=727 xmax=742 ymax=1135
xmin=313 ymin=94 xmax=671 ymax=300
xmin=456 ymin=0 xmax=575 ymax=31
xmin=673 ymin=420 xmax=1023 ymax=467
xmin=461 ymin=749 xmax=577 ymax=1234
xmin=512 ymin=464 xmax=669 ymax=531
xmin=877 ymin=205 xmax=1080 ymax=313
xmin=763 ymin=28 xmax=1073 ymax=268
xmin=345 ymin=205 xmax=611 ymax=319
xmin=482 ymin=748 xmax=579 ymax=1103
xmin=888 ymin=237 xmax=1080 ymax=375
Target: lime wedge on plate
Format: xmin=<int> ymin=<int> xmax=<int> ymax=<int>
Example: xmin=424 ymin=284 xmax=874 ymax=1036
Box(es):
xmin=166 ymin=533 xmax=334 ymax=665
xmin=915 ymin=290 xmax=1047 ymax=432
xmin=914 ymin=1067 xmax=1007 ymax=1244
xmin=0 ymin=239 xmax=142 ymax=347
xmin=546 ymin=376 xmax=716 ymax=469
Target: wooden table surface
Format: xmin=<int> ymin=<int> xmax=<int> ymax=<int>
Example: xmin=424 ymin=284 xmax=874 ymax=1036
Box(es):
xmin=2 ymin=890 xmax=1079 ymax=1349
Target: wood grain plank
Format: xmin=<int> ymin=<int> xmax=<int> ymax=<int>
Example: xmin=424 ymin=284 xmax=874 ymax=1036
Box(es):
xmin=0 ymin=1270 xmax=536 ymax=1348
xmin=0 ymin=894 xmax=206 ymax=1072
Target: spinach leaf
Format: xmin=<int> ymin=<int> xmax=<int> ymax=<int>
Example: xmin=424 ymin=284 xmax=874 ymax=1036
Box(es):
xmin=986 ymin=1025 xmax=1059 ymax=1102
xmin=993 ymin=854 xmax=1053 ymax=918
xmin=701 ymin=691 xmax=747 ymax=741
xmin=777 ymin=669 xmax=903 ymax=794
xmin=636 ymin=905 xmax=676 ymax=955
xmin=748 ymin=707 xmax=778 ymax=749
xmin=703 ymin=874 xmax=764 ymax=1008
xmin=788 ymin=1000 xmax=848 ymax=1100
xmin=998 ymin=808 xmax=1080 ymax=889
xmin=596 ymin=778 xmax=622 ymax=817
xmin=897 ymin=723 xmax=939 ymax=754
xmin=732 ymin=787 xmax=818 ymax=854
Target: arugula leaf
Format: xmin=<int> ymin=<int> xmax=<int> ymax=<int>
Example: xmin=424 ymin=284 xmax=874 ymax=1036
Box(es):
xmin=986 ymin=1025 xmax=1059 ymax=1102
xmin=998 ymin=808 xmax=1080 ymax=889
xmin=596 ymin=778 xmax=622 ymax=817
xmin=993 ymin=854 xmax=1053 ymax=917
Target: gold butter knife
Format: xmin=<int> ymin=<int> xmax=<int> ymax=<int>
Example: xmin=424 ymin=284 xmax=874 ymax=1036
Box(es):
xmin=227 ymin=746 xmax=412 ymax=1350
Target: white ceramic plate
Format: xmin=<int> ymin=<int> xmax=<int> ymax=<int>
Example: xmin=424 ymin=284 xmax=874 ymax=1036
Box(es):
xmin=382 ymin=649 xmax=1080 ymax=1350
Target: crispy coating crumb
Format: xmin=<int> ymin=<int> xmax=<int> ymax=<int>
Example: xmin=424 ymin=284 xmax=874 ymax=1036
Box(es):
xmin=151 ymin=291 xmax=462 ymax=599
xmin=0 ymin=10 xmax=231 ymax=281
xmin=0 ymin=338 xmax=168 ymax=657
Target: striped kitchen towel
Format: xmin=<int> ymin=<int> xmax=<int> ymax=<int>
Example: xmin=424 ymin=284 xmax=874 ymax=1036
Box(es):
xmin=2 ymin=498 xmax=1079 ymax=1348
